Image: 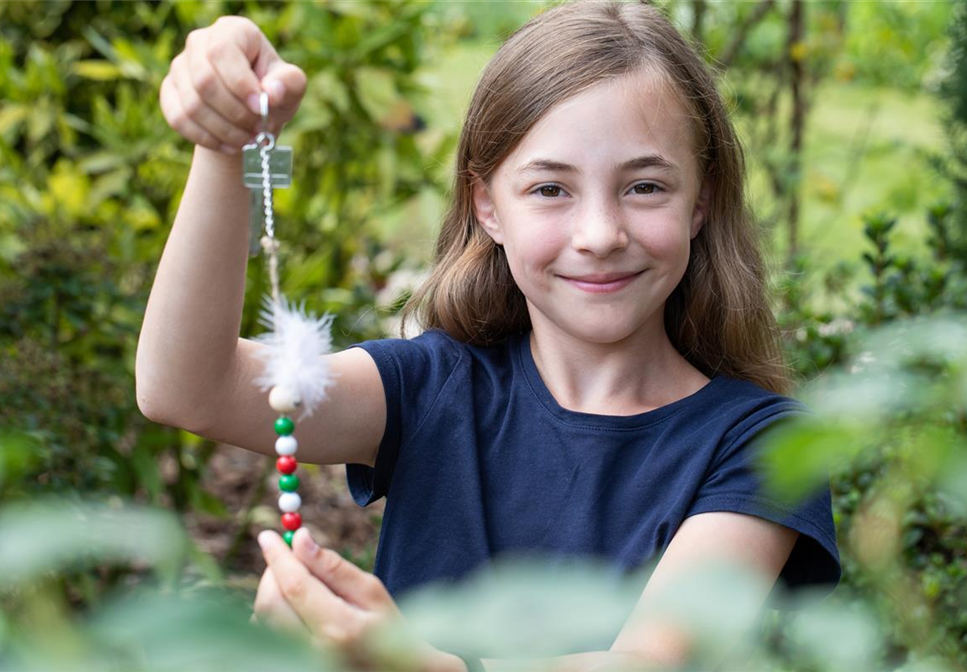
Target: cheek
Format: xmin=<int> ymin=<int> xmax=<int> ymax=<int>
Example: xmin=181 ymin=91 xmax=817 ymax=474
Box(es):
xmin=503 ymin=223 xmax=562 ymax=275
xmin=640 ymin=219 xmax=692 ymax=263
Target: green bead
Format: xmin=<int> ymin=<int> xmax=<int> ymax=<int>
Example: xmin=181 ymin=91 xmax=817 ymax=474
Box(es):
xmin=283 ymin=530 xmax=294 ymax=547
xmin=279 ymin=474 xmax=300 ymax=492
xmin=274 ymin=416 xmax=295 ymax=436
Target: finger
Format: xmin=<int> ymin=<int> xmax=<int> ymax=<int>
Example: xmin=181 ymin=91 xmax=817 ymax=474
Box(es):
xmin=260 ymin=62 xmax=307 ymax=115
xmin=160 ymin=74 xmax=229 ymax=153
xmin=258 ymin=530 xmax=363 ymax=643
xmin=253 ymin=566 xmax=305 ymax=633
xmin=193 ymin=39 xmax=263 ymax=138
xmin=171 ymin=51 xmax=249 ymax=147
xmin=291 ymin=528 xmax=396 ymax=614
xmin=204 ymin=35 xmax=266 ymax=128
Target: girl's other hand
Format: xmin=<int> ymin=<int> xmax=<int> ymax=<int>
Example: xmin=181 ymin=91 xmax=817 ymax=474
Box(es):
xmin=160 ymin=15 xmax=307 ymax=155
xmin=253 ymin=529 xmax=466 ymax=672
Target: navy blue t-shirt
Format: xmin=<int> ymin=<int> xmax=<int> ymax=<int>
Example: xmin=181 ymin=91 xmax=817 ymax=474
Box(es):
xmin=346 ymin=329 xmax=841 ymax=603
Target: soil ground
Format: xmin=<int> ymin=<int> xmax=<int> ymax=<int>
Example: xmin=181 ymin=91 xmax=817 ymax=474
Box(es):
xmin=183 ymin=442 xmax=384 ymax=592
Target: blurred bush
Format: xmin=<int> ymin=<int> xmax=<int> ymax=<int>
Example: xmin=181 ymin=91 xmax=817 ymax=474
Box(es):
xmin=0 ymin=0 xmax=457 ymax=623
xmin=1 ymin=1 xmax=966 ymax=671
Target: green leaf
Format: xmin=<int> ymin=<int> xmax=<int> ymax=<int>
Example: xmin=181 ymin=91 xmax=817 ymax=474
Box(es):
xmin=131 ymin=444 xmax=163 ymax=502
xmin=352 ymin=21 xmax=411 ymax=58
xmin=85 ymin=588 xmax=334 ymax=672
xmin=187 ymin=480 xmax=229 ymax=519
xmin=354 ymin=66 xmax=399 ymax=123
xmin=71 ymin=60 xmax=123 ymax=81
xmin=757 ymin=418 xmax=862 ymax=505
xmin=89 ymin=167 xmax=133 ymax=206
xmin=0 ymin=429 xmax=42 ymax=488
xmin=0 ymin=103 xmax=28 ymax=140
xmin=0 ymin=499 xmax=188 ymax=588
xmin=783 ymin=594 xmax=884 ymax=670
xmin=399 ymin=555 xmax=646 ymax=659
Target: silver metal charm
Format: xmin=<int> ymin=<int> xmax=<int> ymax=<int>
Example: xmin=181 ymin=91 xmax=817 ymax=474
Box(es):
xmin=242 ymin=143 xmax=292 ymax=189
xmin=245 ymin=92 xmax=292 ymax=257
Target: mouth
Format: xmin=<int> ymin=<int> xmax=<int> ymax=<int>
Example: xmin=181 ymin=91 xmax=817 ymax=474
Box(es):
xmin=559 ymin=270 xmax=645 ymax=294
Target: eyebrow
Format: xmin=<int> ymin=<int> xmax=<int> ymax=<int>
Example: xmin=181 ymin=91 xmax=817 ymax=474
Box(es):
xmin=515 ymin=155 xmax=678 ymax=175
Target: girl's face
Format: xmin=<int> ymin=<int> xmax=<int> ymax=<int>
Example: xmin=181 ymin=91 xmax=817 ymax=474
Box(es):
xmin=472 ymin=68 xmax=710 ymax=348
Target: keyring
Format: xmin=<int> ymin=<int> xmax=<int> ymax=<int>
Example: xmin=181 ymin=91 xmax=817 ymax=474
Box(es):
xmin=255 ymin=92 xmax=276 ymax=150
xmin=260 ymin=91 xmax=269 ymax=134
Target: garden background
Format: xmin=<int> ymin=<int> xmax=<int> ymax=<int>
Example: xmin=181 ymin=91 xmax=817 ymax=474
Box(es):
xmin=2 ymin=1 xmax=967 ymax=670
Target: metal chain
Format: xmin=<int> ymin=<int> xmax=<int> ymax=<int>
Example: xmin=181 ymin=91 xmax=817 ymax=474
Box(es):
xmin=256 ymin=129 xmax=281 ymax=307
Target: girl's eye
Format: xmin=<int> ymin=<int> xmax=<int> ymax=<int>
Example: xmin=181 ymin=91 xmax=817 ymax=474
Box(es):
xmin=532 ymin=183 xmax=662 ymax=198
xmin=536 ymin=184 xmax=563 ymax=198
xmin=632 ymin=182 xmax=661 ymax=195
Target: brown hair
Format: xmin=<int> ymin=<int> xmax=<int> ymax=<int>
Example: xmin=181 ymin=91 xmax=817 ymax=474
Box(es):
xmin=401 ymin=0 xmax=790 ymax=394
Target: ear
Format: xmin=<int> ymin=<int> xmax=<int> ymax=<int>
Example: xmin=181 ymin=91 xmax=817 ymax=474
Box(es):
xmin=472 ymin=178 xmax=504 ymax=245
xmin=690 ymin=177 xmax=712 ymax=239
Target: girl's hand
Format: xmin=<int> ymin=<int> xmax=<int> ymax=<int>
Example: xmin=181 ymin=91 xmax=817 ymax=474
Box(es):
xmin=160 ymin=15 xmax=307 ymax=154
xmin=253 ymin=528 xmax=466 ymax=672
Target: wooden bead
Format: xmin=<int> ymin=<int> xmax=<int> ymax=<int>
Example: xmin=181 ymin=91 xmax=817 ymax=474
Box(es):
xmin=269 ymin=384 xmax=302 ymax=414
xmin=282 ymin=512 xmax=301 ymax=531
xmin=276 ymin=456 xmax=297 ymax=474
xmin=275 ymin=435 xmax=297 ymax=456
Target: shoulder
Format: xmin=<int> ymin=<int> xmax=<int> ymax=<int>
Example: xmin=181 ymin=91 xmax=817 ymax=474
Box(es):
xmin=701 ymin=375 xmax=807 ymax=449
xmin=350 ymin=328 xmax=464 ymax=369
xmin=349 ymin=328 xmax=520 ymax=383
xmin=706 ymin=375 xmax=806 ymax=414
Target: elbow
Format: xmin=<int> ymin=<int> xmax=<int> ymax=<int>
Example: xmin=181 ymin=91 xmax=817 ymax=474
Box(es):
xmin=134 ymin=374 xmax=208 ymax=434
xmin=135 ymin=378 xmax=175 ymax=428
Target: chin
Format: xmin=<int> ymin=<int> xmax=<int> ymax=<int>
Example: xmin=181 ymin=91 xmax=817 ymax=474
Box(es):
xmin=562 ymin=321 xmax=650 ymax=346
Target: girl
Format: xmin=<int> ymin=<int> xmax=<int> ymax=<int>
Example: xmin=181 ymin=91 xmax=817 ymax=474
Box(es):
xmin=140 ymin=1 xmax=841 ymax=669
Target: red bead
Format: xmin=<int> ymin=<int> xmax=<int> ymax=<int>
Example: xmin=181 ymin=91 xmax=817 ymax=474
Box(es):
xmin=282 ymin=512 xmax=302 ymax=531
xmin=276 ymin=456 xmax=297 ymax=475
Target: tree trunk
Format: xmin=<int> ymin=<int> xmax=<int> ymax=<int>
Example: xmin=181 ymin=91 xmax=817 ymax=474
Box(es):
xmin=787 ymin=0 xmax=805 ymax=264
xmin=692 ymin=0 xmax=707 ymax=46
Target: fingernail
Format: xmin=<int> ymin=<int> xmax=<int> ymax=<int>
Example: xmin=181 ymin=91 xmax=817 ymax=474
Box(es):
xmin=266 ymin=79 xmax=285 ymax=103
xmin=247 ymin=93 xmax=260 ymax=115
xmin=257 ymin=530 xmax=271 ymax=550
xmin=297 ymin=528 xmax=320 ymax=555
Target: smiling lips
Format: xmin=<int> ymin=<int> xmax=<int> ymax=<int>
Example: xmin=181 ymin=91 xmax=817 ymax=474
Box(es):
xmin=560 ymin=270 xmax=645 ymax=294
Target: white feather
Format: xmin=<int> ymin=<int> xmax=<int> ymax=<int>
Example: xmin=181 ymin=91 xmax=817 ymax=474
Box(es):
xmin=250 ymin=292 xmax=337 ymax=422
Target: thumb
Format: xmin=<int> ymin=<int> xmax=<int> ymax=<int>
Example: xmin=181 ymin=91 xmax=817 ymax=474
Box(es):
xmin=260 ymin=62 xmax=307 ymax=117
xmin=292 ymin=528 xmax=395 ymax=612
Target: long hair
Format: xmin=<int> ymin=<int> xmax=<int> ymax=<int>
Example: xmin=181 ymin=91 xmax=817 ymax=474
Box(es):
xmin=401 ymin=0 xmax=790 ymax=394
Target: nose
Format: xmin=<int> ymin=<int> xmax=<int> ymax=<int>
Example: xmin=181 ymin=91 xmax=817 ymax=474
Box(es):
xmin=570 ymin=196 xmax=629 ymax=258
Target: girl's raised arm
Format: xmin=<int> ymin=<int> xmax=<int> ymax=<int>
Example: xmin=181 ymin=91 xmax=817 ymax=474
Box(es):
xmin=136 ymin=17 xmax=384 ymax=467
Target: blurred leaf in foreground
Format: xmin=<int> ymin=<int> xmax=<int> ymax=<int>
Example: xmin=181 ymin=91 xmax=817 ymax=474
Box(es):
xmin=82 ymin=588 xmax=335 ymax=672
xmin=0 ymin=498 xmax=187 ymax=588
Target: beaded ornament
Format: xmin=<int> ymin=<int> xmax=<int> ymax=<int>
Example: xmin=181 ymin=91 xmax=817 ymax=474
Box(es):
xmin=244 ymin=92 xmax=336 ymax=547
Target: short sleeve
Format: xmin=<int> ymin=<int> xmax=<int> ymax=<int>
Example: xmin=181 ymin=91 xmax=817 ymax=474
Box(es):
xmin=684 ymin=407 xmax=842 ymax=602
xmin=344 ymin=330 xmax=463 ymax=507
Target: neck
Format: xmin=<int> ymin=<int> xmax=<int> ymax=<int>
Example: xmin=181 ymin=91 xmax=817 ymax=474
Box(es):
xmin=527 ymin=319 xmax=709 ymax=416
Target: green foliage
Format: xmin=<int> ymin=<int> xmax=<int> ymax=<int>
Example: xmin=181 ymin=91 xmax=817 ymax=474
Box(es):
xmin=839 ymin=1 xmax=953 ymax=90
xmin=934 ymin=3 xmax=967 ymax=262
xmin=0 ymin=0 xmax=457 ymax=630
xmin=777 ymin=203 xmax=967 ymax=669
xmin=1 ymin=2 xmax=966 ymax=671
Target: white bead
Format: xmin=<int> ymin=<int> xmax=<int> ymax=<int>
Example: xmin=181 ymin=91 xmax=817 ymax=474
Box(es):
xmin=269 ymin=384 xmax=302 ymax=414
xmin=275 ymin=435 xmax=298 ymax=456
xmin=279 ymin=492 xmax=301 ymax=513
